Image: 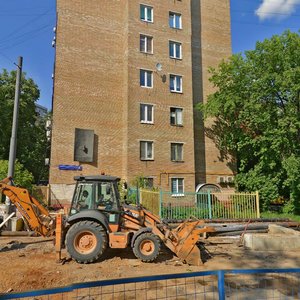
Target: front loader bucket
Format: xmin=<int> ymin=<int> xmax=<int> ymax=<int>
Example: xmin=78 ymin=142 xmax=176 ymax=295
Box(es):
xmin=169 ymin=220 xmax=215 ymax=266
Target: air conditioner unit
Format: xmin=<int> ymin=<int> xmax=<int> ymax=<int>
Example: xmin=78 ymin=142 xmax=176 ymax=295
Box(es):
xmin=227 ymin=176 xmax=234 ymax=184
xmin=217 ymin=176 xmax=226 ymax=184
xmin=46 ymin=120 xmax=52 ymax=130
xmin=45 ymin=158 xmax=50 ymax=166
xmin=46 ymin=130 xmax=51 ymax=142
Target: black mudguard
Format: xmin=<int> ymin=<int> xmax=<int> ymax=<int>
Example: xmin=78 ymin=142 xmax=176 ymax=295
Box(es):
xmin=67 ymin=210 xmax=109 ymax=232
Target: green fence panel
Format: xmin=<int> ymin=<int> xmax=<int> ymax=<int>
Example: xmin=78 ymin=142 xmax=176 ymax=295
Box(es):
xmin=128 ymin=188 xmax=259 ymax=221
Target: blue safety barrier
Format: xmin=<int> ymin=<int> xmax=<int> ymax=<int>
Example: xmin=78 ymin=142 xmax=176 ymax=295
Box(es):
xmin=1 ymin=268 xmax=300 ymax=299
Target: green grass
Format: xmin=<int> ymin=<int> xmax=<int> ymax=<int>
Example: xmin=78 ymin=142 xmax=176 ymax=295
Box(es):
xmin=261 ymin=211 xmax=300 ymax=222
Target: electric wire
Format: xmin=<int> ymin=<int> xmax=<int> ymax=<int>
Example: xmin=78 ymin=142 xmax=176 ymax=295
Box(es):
xmin=0 ymin=50 xmax=14 ymax=65
xmin=0 ymin=25 xmax=53 ymax=51
xmin=0 ymin=7 xmax=54 ymax=46
xmin=0 ymin=22 xmax=54 ymax=47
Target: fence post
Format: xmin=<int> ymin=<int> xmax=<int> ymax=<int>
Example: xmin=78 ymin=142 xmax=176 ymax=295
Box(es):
xmin=47 ymin=184 xmax=51 ymax=206
xmin=217 ymin=270 xmax=225 ymax=300
xmin=159 ymin=189 xmax=163 ymax=218
xmin=208 ymin=191 xmax=212 ymax=219
xmin=255 ymin=191 xmax=260 ymax=218
xmin=136 ymin=185 xmax=140 ymax=205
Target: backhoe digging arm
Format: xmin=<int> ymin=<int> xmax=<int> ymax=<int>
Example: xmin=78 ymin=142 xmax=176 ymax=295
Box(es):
xmin=0 ymin=177 xmax=54 ymax=237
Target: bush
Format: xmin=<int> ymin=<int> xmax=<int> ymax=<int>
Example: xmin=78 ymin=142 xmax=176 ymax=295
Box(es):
xmin=235 ymin=167 xmax=280 ymax=211
xmin=282 ymin=200 xmax=295 ymax=214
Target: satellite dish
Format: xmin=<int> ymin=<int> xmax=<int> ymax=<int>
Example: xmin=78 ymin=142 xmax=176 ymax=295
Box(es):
xmin=155 ymin=63 xmax=163 ymax=72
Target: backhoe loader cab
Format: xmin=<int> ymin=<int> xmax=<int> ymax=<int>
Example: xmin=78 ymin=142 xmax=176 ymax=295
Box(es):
xmin=69 ymin=175 xmax=121 ymax=222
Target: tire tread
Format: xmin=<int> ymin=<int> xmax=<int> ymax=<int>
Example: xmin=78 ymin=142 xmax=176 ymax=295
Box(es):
xmin=66 ymin=220 xmax=107 ymax=264
xmin=133 ymin=232 xmax=161 ymax=262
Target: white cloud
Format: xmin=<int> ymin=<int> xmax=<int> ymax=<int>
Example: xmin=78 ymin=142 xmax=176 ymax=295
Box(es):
xmin=255 ymin=0 xmax=300 ymax=20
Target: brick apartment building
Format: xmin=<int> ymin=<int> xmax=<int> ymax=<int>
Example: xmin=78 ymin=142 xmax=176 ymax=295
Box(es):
xmin=50 ymin=0 xmax=234 ymax=201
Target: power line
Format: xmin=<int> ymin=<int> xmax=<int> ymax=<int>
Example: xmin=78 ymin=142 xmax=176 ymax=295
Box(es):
xmin=0 ymin=25 xmax=53 ymax=51
xmin=0 ymin=50 xmax=14 ymax=65
xmin=0 ymin=7 xmax=54 ymax=46
xmin=0 ymin=22 xmax=54 ymax=46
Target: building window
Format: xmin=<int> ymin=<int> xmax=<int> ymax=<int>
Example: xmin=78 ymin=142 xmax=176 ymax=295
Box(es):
xmin=144 ymin=177 xmax=154 ymax=188
xmin=140 ymin=104 xmax=154 ymax=124
xmin=171 ymin=143 xmax=183 ymax=162
xmin=170 ymin=74 xmax=182 ymax=93
xmin=169 ymin=41 xmax=182 ymax=59
xmin=140 ymin=5 xmax=153 ymax=22
xmin=140 ymin=141 xmax=154 ymax=160
xmin=140 ymin=35 xmax=153 ymax=54
xmin=170 ymin=107 xmax=183 ymax=126
xmin=171 ymin=178 xmax=184 ymax=196
xmin=140 ymin=69 xmax=153 ymax=88
xmin=169 ymin=12 xmax=182 ymax=29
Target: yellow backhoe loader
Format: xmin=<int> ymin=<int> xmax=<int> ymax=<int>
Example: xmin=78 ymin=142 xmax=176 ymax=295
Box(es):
xmin=0 ymin=175 xmax=214 ymax=265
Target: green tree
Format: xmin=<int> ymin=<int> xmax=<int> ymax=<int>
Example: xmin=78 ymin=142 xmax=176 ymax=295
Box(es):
xmin=0 ymin=160 xmax=33 ymax=190
xmin=201 ymin=30 xmax=300 ymax=211
xmin=0 ymin=69 xmax=48 ymax=182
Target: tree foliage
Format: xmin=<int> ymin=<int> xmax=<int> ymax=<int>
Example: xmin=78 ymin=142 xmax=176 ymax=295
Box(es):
xmin=0 ymin=69 xmax=48 ymax=183
xmin=201 ymin=30 xmax=300 ymax=212
xmin=0 ymin=160 xmax=33 ymax=190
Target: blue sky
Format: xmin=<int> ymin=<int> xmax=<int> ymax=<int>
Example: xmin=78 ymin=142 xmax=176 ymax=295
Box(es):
xmin=0 ymin=0 xmax=299 ymax=110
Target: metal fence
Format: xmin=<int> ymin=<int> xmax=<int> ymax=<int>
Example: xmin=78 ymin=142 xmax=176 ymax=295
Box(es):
xmin=2 ymin=268 xmax=300 ymax=300
xmin=128 ymin=188 xmax=260 ymax=221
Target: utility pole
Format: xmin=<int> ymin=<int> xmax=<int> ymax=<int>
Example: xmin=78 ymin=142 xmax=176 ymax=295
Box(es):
xmin=7 ymin=56 xmax=23 ymax=180
xmin=5 ymin=57 xmax=23 ymax=209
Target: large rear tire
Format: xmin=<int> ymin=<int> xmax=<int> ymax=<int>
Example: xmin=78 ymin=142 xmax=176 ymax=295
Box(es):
xmin=66 ymin=220 xmax=107 ymax=263
xmin=133 ymin=233 xmax=161 ymax=262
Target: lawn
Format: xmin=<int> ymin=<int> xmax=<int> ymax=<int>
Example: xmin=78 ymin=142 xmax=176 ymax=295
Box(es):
xmin=261 ymin=211 xmax=300 ymax=222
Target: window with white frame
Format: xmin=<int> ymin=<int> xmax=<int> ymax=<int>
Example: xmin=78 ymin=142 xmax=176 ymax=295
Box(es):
xmin=140 ymin=69 xmax=153 ymax=88
xmin=171 ymin=143 xmax=183 ymax=161
xmin=169 ymin=41 xmax=182 ymax=59
xmin=140 ymin=5 xmax=153 ymax=22
xmin=140 ymin=141 xmax=154 ymax=160
xmin=170 ymin=74 xmax=182 ymax=92
xmin=140 ymin=104 xmax=154 ymax=124
xmin=170 ymin=107 xmax=183 ymax=126
xmin=169 ymin=12 xmax=182 ymax=29
xmin=171 ymin=178 xmax=184 ymax=195
xmin=140 ymin=35 xmax=153 ymax=54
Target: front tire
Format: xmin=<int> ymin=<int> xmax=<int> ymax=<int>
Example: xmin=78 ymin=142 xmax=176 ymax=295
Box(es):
xmin=133 ymin=233 xmax=161 ymax=262
xmin=66 ymin=220 xmax=107 ymax=263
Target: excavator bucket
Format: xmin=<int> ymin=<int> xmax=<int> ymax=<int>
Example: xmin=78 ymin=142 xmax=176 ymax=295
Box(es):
xmin=169 ymin=220 xmax=215 ymax=266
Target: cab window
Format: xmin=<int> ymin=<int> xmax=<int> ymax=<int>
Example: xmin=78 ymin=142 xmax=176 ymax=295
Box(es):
xmin=95 ymin=182 xmax=118 ymax=211
xmin=70 ymin=183 xmax=93 ymax=214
